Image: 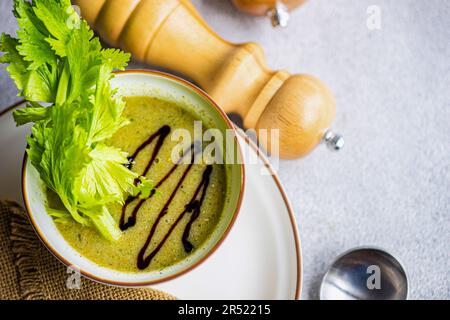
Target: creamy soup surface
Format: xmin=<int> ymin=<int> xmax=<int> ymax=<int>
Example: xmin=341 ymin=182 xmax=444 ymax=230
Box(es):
xmin=55 ymin=96 xmax=228 ymax=272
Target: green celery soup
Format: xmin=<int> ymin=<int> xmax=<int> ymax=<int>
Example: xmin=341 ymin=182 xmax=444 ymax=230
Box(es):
xmin=55 ymin=96 xmax=228 ymax=272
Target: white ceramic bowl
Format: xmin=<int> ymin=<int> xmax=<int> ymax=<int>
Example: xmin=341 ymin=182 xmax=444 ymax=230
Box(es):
xmin=22 ymin=70 xmax=245 ymax=286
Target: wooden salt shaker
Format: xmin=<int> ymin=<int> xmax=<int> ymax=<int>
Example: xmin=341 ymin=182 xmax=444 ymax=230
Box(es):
xmin=73 ymin=0 xmax=343 ymax=159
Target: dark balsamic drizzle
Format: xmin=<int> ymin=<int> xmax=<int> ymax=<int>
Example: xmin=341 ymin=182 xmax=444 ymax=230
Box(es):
xmin=119 ymin=125 xmax=213 ymax=270
xmin=119 ymin=125 xmax=170 ymax=231
xmin=137 ymin=157 xmax=213 ymax=270
xmin=120 ymin=134 xmax=200 ymax=231
xmin=181 ymin=165 xmax=212 ymax=253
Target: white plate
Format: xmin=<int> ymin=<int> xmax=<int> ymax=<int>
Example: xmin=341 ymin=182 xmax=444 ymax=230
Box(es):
xmin=0 ymin=102 xmax=302 ymax=300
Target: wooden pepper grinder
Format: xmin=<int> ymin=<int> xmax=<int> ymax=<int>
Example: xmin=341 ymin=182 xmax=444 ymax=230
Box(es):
xmin=73 ymin=0 xmax=343 ymax=159
xmin=232 ymin=0 xmax=307 ymax=27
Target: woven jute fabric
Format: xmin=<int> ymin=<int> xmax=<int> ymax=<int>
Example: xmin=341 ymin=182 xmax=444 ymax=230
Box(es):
xmin=0 ymin=200 xmax=175 ymax=300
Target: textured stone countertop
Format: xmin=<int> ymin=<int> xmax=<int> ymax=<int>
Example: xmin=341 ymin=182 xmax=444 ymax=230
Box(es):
xmin=1 ymin=0 xmax=449 ymax=299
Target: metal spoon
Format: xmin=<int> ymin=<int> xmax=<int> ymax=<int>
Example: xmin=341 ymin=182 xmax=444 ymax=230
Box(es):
xmin=320 ymin=247 xmax=408 ymax=300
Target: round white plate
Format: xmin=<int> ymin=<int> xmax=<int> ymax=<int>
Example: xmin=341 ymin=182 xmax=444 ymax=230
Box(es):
xmin=0 ymin=102 xmax=302 ymax=299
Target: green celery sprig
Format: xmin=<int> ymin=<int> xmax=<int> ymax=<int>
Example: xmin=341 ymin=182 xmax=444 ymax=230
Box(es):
xmin=0 ymin=0 xmax=151 ymax=240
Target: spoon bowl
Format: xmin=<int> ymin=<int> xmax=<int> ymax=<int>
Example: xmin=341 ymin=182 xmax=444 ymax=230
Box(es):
xmin=320 ymin=247 xmax=408 ymax=300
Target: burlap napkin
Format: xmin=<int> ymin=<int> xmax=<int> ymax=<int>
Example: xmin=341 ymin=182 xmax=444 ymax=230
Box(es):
xmin=0 ymin=200 xmax=175 ymax=300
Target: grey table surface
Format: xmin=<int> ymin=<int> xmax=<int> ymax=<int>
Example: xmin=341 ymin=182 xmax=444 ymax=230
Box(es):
xmin=0 ymin=0 xmax=449 ymax=299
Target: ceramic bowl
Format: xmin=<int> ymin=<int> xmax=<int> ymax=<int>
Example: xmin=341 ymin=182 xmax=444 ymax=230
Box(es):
xmin=22 ymin=70 xmax=245 ymax=286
